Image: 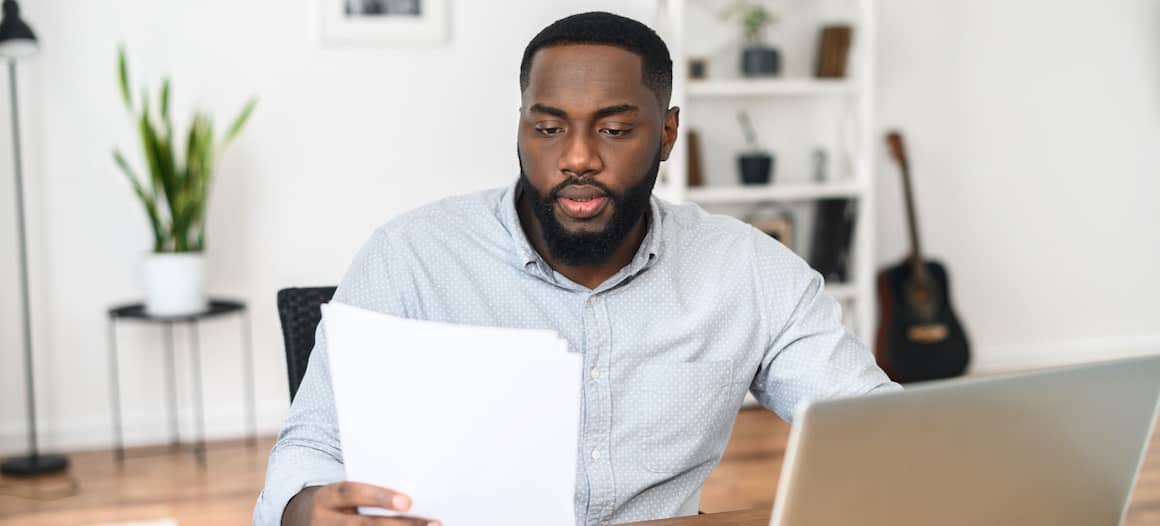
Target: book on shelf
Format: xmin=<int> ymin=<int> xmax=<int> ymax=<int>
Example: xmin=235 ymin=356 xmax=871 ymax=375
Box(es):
xmin=808 ymin=198 xmax=857 ymax=283
xmin=815 ymin=25 xmax=853 ymax=78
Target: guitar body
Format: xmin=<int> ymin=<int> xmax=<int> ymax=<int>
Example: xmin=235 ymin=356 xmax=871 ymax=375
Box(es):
xmin=876 ymin=258 xmax=970 ymax=383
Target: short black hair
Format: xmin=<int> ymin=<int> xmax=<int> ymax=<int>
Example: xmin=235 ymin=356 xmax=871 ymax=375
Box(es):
xmin=519 ymin=11 xmax=673 ymax=107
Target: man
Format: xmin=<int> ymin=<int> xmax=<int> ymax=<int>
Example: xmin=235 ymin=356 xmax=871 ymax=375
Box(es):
xmin=256 ymin=11 xmax=898 ymax=526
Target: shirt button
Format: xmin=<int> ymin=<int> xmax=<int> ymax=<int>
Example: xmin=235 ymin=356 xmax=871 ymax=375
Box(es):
xmin=591 ymin=449 xmax=601 ymax=460
xmin=590 ymin=367 xmax=600 ymax=379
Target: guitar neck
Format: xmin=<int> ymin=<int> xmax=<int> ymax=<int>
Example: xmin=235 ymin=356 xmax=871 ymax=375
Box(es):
xmin=900 ymin=164 xmax=927 ymax=278
xmin=887 ymin=132 xmax=928 ymax=283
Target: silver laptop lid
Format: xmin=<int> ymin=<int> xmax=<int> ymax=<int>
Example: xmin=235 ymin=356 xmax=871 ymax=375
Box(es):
xmin=770 ymin=355 xmax=1160 ymax=526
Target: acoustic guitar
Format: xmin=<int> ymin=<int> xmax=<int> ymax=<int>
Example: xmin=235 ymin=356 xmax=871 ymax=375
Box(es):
xmin=875 ymin=131 xmax=970 ymax=383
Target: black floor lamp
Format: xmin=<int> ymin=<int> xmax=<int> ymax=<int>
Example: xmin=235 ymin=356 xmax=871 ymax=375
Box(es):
xmin=0 ymin=0 xmax=69 ymax=477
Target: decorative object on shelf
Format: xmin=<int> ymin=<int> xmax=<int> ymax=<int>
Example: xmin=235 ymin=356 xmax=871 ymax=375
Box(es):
xmin=0 ymin=0 xmax=71 ymax=478
xmin=736 ymin=110 xmax=774 ymax=185
xmin=749 ymin=205 xmax=795 ymax=251
xmin=808 ymin=198 xmax=856 ymax=283
xmin=688 ymin=56 xmax=708 ymax=79
xmin=875 ymin=131 xmax=969 ymax=383
xmin=814 ymin=24 xmax=853 ymax=78
xmin=720 ymin=0 xmax=781 ymax=77
xmin=112 ymin=47 xmax=256 ymax=317
xmin=319 ymin=0 xmax=448 ymax=46
xmin=686 ymin=129 xmax=705 ymax=187
xmin=812 ymin=148 xmax=828 ymax=182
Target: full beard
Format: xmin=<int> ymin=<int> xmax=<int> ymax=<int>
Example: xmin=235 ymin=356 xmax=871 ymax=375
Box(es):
xmin=517 ymin=149 xmax=661 ymax=267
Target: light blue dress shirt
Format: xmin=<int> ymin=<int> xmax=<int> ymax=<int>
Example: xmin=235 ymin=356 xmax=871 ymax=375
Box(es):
xmin=254 ymin=182 xmax=899 ymax=525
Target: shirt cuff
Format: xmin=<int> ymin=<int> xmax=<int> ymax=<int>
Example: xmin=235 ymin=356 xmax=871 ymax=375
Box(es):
xmin=253 ymin=444 xmax=346 ymax=525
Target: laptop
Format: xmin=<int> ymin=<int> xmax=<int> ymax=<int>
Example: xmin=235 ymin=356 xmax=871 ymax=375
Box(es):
xmin=769 ymin=354 xmax=1160 ymax=526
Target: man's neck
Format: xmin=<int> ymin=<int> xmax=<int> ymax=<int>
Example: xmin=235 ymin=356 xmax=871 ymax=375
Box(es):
xmin=516 ymin=192 xmax=648 ymax=290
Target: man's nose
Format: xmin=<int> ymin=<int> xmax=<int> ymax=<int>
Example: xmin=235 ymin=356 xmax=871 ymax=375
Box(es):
xmin=559 ymin=131 xmax=603 ymax=178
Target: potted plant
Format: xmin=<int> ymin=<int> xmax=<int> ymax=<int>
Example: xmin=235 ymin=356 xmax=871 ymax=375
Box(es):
xmin=112 ymin=47 xmax=256 ymax=316
xmin=720 ymin=0 xmax=781 ymax=77
xmin=737 ymin=110 xmax=774 ymax=185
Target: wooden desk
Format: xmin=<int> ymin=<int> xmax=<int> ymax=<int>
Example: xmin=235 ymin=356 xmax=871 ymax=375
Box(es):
xmin=621 ymin=509 xmax=769 ymax=526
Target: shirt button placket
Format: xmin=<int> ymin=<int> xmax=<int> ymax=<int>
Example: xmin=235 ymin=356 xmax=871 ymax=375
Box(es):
xmin=581 ymin=294 xmax=603 ymax=525
xmin=588 ymin=295 xmax=614 ymax=524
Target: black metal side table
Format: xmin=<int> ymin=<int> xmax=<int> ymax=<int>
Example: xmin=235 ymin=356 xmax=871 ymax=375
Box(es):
xmin=106 ymin=299 xmax=257 ymax=465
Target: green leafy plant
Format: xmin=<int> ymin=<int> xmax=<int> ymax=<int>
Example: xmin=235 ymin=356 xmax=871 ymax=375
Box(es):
xmin=112 ymin=46 xmax=256 ymax=253
xmin=719 ymin=1 xmax=779 ymax=42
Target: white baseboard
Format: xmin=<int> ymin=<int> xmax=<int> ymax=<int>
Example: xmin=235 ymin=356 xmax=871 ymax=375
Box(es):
xmin=0 ymin=403 xmax=288 ymax=455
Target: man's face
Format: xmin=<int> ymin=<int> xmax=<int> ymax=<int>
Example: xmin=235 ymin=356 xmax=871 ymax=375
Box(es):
xmin=517 ymin=44 xmax=678 ymax=265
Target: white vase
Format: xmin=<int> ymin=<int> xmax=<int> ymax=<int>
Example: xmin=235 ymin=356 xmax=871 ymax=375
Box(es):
xmin=143 ymin=252 xmax=208 ymax=317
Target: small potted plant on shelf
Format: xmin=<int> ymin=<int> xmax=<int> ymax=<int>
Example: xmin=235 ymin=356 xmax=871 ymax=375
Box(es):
xmin=112 ymin=46 xmax=256 ymax=317
xmin=737 ymin=110 xmax=774 ymax=185
xmin=720 ymin=0 xmax=781 ymax=77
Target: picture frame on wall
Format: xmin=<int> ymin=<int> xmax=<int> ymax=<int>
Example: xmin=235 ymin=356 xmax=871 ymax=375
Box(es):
xmin=320 ymin=0 xmax=448 ymax=45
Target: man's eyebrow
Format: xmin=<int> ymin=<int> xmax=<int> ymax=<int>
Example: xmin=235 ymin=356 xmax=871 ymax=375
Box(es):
xmin=529 ymin=103 xmax=567 ymax=118
xmin=594 ymin=104 xmax=639 ymax=119
xmin=528 ymin=103 xmax=640 ymax=119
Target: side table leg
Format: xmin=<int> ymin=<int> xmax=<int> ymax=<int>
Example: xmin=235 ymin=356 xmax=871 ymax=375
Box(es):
xmin=107 ymin=319 xmax=124 ymax=464
xmin=163 ymin=321 xmax=179 ymax=450
xmin=190 ymin=320 xmax=206 ymax=467
xmin=241 ymin=312 xmax=258 ymax=448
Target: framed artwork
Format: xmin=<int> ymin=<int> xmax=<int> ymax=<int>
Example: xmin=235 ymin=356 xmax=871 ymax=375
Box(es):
xmin=320 ymin=0 xmax=448 ymax=45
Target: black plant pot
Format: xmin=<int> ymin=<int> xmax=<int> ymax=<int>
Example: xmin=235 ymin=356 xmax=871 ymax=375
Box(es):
xmin=742 ymin=44 xmax=781 ymax=77
xmin=739 ymin=153 xmax=774 ymax=185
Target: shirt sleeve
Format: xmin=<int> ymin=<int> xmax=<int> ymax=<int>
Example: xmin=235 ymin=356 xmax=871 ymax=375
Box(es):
xmin=747 ymin=229 xmax=900 ymax=422
xmin=254 ymin=228 xmax=409 ymax=525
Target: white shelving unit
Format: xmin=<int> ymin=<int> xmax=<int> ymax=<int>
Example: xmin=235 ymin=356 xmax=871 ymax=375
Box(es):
xmin=655 ymin=0 xmax=877 ymax=342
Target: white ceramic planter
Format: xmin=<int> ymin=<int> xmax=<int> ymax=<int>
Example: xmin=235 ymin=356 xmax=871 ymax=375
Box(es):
xmin=143 ymin=252 xmax=208 ymax=317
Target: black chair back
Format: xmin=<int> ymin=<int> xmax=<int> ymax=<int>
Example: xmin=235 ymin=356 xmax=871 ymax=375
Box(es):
xmin=276 ymin=286 xmax=337 ymax=402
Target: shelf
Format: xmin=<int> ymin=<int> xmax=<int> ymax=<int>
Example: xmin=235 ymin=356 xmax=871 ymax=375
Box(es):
xmin=686 ymin=78 xmax=856 ymax=98
xmin=685 ymin=181 xmax=864 ymax=204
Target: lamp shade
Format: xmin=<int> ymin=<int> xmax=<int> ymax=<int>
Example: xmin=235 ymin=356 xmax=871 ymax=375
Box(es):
xmin=0 ymin=0 xmax=38 ymax=59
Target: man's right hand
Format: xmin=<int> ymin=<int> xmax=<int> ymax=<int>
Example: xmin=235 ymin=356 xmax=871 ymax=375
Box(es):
xmin=282 ymin=481 xmax=441 ymax=526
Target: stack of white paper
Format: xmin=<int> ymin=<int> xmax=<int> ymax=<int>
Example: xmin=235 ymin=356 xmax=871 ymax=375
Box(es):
xmin=323 ymin=302 xmax=582 ymax=526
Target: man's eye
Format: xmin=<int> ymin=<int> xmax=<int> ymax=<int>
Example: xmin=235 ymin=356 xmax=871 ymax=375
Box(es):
xmin=537 ymin=127 xmax=563 ymax=136
xmin=601 ymin=128 xmax=631 ymax=137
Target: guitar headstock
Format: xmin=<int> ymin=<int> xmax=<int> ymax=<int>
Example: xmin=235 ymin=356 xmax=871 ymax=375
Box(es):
xmin=885 ymin=131 xmax=909 ymax=172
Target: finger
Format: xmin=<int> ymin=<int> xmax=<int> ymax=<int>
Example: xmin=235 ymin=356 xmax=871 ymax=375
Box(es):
xmin=317 ymin=481 xmax=413 ymax=512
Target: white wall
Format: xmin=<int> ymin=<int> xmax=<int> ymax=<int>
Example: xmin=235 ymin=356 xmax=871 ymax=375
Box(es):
xmin=1 ymin=0 xmax=1158 ymax=454
xmin=875 ymin=0 xmax=1160 ymax=372
xmin=0 ymin=0 xmax=659 ymax=454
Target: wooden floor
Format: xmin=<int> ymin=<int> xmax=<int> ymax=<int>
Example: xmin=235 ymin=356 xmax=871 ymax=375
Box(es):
xmin=1 ymin=408 xmax=1158 ymax=525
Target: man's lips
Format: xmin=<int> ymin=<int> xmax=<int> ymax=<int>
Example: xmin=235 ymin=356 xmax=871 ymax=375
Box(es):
xmin=557 ymin=196 xmax=609 ymax=219
xmin=555 ymin=185 xmax=610 ymax=220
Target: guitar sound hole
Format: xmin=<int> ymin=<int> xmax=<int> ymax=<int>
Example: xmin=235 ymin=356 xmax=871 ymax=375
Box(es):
xmin=904 ymin=279 xmax=940 ymax=320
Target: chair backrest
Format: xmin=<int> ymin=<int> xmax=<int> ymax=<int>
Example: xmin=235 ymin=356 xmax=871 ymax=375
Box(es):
xmin=276 ymin=286 xmax=337 ymax=402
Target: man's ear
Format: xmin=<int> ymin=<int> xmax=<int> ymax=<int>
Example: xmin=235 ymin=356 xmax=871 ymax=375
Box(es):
xmin=660 ymin=106 xmax=681 ymax=161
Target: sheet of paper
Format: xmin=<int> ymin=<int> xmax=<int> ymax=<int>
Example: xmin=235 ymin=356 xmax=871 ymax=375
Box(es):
xmin=323 ymin=301 xmax=581 ymax=526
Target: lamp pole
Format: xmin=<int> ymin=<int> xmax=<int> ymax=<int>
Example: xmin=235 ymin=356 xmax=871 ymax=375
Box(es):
xmin=1 ymin=0 xmax=69 ymax=477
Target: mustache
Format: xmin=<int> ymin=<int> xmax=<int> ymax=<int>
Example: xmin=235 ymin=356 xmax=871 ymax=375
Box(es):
xmin=547 ymin=177 xmax=619 ymax=201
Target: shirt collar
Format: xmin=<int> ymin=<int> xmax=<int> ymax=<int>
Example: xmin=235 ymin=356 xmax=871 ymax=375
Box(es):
xmin=498 ymin=180 xmax=664 ymax=284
